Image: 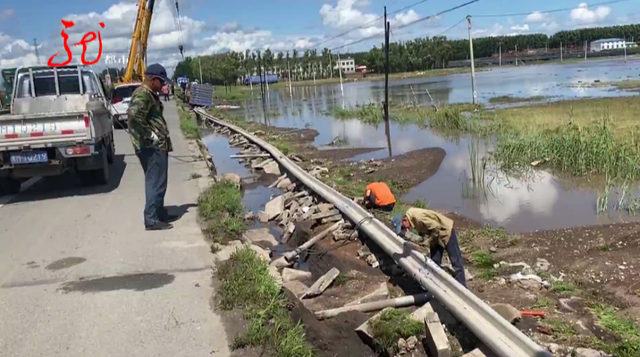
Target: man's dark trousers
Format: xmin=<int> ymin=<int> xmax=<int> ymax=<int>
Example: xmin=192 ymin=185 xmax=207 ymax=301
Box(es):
xmin=136 ymin=148 xmax=169 ymax=227
xmin=430 ymin=229 xmax=467 ymax=287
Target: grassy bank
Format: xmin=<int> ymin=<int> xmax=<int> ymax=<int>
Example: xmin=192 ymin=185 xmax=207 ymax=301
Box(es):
xmin=214 ymin=86 xmax=255 ymax=102
xmin=217 ymin=247 xmax=315 ymax=357
xmin=198 ymin=180 xmax=245 ymax=244
xmin=369 ymin=309 xmax=423 ymax=357
xmin=178 ymin=104 xmax=200 ymax=139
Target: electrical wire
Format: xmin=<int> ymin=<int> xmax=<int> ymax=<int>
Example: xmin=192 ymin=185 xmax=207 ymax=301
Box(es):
xmin=472 ymin=0 xmax=631 ymax=18
xmin=330 ymin=0 xmax=480 ymax=51
xmin=435 ymin=17 xmax=466 ymax=37
xmin=310 ymin=0 xmax=433 ymax=50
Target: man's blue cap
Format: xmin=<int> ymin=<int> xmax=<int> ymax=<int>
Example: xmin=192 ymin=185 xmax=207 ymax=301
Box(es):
xmin=145 ymin=63 xmax=172 ymax=84
xmin=391 ymin=214 xmax=403 ymax=235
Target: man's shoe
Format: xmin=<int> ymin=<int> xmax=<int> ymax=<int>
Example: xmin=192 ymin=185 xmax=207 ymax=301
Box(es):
xmin=160 ymin=215 xmax=180 ymax=223
xmin=145 ymin=222 xmax=174 ymax=231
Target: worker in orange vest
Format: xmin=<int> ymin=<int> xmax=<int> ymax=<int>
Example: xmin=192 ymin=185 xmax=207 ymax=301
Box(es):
xmin=363 ymin=182 xmax=396 ymax=212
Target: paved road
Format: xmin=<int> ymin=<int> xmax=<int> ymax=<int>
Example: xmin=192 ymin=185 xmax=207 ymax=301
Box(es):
xmin=0 ymin=101 xmax=230 ymax=357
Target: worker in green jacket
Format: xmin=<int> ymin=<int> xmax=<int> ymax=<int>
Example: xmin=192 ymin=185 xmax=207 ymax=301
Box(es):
xmin=127 ymin=63 xmax=176 ymax=231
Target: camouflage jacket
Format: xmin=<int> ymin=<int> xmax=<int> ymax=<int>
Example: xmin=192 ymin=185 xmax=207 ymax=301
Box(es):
xmin=127 ymin=84 xmax=173 ymax=152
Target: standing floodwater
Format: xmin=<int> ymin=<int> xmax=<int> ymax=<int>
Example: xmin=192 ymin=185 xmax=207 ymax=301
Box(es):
xmin=225 ymin=58 xmax=640 ymax=232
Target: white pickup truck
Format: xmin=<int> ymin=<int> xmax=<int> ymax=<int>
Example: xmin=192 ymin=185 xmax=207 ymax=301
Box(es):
xmin=0 ymin=64 xmax=115 ymax=195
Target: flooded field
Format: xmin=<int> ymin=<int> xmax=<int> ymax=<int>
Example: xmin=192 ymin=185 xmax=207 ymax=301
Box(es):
xmin=213 ymin=58 xmax=640 ymax=232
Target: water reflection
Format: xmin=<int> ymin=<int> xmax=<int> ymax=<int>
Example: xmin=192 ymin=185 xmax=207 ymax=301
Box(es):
xmin=224 ymin=58 xmax=640 ymax=232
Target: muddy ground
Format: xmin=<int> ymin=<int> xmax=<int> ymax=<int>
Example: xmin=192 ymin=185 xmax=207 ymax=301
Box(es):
xmin=204 ymin=115 xmax=639 ymax=357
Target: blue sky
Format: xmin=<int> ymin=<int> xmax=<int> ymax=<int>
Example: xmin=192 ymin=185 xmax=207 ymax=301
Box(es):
xmin=0 ymin=0 xmax=637 ymax=71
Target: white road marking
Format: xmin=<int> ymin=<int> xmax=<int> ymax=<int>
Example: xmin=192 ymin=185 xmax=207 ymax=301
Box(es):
xmin=0 ymin=177 xmax=41 ymax=208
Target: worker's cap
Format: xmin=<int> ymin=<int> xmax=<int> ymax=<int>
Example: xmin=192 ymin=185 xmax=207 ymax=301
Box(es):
xmin=391 ymin=214 xmax=404 ymax=235
xmin=145 ymin=63 xmax=172 ymax=84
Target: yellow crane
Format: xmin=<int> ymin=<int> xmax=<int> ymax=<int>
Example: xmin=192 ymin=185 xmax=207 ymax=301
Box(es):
xmin=121 ymin=0 xmax=155 ymax=83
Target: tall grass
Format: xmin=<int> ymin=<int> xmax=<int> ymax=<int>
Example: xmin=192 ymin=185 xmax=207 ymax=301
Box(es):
xmin=178 ymin=106 xmax=200 ymax=139
xmin=218 ymin=248 xmax=315 ymax=357
xmin=494 ymin=121 xmax=640 ymax=180
xmin=329 ymin=104 xmax=384 ymax=125
xmin=198 ymin=180 xmax=245 ymax=242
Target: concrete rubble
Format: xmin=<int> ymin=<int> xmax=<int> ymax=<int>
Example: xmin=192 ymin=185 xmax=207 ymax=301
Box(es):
xmin=424 ymin=311 xmax=452 ymax=357
xmin=301 ymin=267 xmax=340 ymax=299
xmin=281 ymin=268 xmax=312 ymax=282
xmin=345 ymin=282 xmax=389 ymax=306
xmin=244 ymin=228 xmax=279 ymax=250
xmin=491 ymin=303 xmax=521 ymax=324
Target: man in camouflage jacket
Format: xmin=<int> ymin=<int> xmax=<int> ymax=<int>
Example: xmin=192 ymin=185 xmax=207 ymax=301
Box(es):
xmin=127 ymin=64 xmax=175 ymax=231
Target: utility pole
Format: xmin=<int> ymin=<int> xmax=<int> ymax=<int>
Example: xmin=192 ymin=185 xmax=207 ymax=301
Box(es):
xmin=198 ymin=56 xmax=203 ymax=83
xmin=257 ymin=51 xmax=264 ymax=96
xmin=384 ymin=6 xmax=390 ymax=123
xmin=560 ymin=41 xmax=563 ymax=62
xmin=584 ymin=40 xmax=587 ymax=61
xmin=287 ymin=61 xmax=293 ymax=98
xmin=467 ymin=15 xmax=477 ymax=105
xmin=263 ymin=55 xmax=269 ymax=92
xmin=515 ymin=45 xmax=518 ymax=66
xmin=337 ymin=53 xmax=345 ymax=108
xmin=499 ymin=44 xmax=502 ymax=67
xmin=624 ymin=38 xmax=628 ymax=63
xmin=33 ymin=38 xmax=40 ymax=64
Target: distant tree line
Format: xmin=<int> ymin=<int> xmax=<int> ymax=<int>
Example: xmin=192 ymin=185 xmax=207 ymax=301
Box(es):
xmin=172 ymin=23 xmax=640 ymax=82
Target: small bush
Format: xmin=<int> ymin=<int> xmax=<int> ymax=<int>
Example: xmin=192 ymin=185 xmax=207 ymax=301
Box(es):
xmin=198 ymin=180 xmax=245 ymax=240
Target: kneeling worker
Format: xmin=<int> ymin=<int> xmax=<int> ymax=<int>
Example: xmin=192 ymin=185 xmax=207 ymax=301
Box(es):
xmin=392 ymin=208 xmax=467 ymax=287
xmin=364 ymin=182 xmax=396 ymax=211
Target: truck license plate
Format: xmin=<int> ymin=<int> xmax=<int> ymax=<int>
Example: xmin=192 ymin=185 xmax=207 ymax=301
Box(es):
xmin=10 ymin=151 xmax=48 ymax=165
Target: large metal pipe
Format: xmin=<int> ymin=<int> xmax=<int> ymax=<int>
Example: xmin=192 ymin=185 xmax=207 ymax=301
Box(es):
xmin=195 ymin=108 xmax=551 ymax=357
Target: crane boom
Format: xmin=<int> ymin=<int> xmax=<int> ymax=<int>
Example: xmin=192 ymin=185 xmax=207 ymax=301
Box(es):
xmin=122 ymin=0 xmax=155 ymax=83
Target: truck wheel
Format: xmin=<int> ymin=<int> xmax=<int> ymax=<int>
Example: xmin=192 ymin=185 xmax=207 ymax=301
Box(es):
xmin=78 ymin=149 xmax=109 ymax=186
xmin=0 ymin=178 xmax=21 ymax=195
xmin=107 ymin=137 xmax=115 ymax=165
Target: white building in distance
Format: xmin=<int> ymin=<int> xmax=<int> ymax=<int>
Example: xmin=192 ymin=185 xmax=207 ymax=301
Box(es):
xmin=335 ymin=58 xmax=356 ymax=74
xmin=590 ymin=38 xmax=637 ymax=52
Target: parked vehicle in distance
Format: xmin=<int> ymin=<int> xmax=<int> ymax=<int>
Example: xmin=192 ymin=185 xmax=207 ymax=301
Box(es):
xmin=244 ymin=74 xmax=278 ymax=85
xmin=0 ymin=64 xmax=115 ymax=195
xmin=109 ymin=83 xmax=141 ymax=129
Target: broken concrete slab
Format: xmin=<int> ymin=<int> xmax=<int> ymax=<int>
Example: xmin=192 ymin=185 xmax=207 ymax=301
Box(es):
xmin=355 ymin=308 xmax=392 ymax=346
xmin=268 ymin=174 xmax=288 ymax=188
xmin=258 ymin=211 xmax=269 ymax=223
xmin=221 ymin=172 xmax=242 ymax=185
xmin=424 ymin=312 xmax=452 ymax=357
xmin=283 ymin=280 xmax=309 ymax=299
xmin=244 ymin=228 xmax=279 ymax=249
xmin=463 ymin=348 xmax=488 ymax=357
xmin=263 ymin=161 xmax=282 ymax=175
xmin=301 ymin=267 xmax=340 ymax=299
xmin=281 ymin=222 xmax=296 ymax=244
xmin=535 ymin=258 xmax=551 ymax=272
xmin=320 ymin=213 xmax=343 ymax=224
xmin=310 ymin=209 xmax=340 ymax=220
xmin=491 ymin=303 xmax=521 ymax=324
xmin=265 ymin=195 xmax=285 ymax=221
xmin=281 ymin=268 xmax=312 ymax=283
xmin=268 ymin=266 xmax=283 ymax=288
xmin=317 ymin=203 xmax=336 ymax=213
xmin=345 ymin=282 xmax=389 ymax=306
xmin=213 ymin=241 xmax=244 ymax=263
xmin=570 ymin=347 xmax=613 ymax=357
xmin=276 ymin=178 xmax=292 ymax=189
xmin=248 ymin=244 xmax=271 ymax=261
xmin=411 ymin=302 xmax=435 ymax=322
xmin=285 ymin=183 xmax=296 ymax=192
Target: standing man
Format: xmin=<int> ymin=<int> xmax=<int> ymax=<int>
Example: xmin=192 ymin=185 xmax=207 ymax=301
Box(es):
xmin=363 ymin=182 xmax=396 ymax=211
xmin=127 ymin=63 xmax=176 ymax=231
xmin=392 ymin=208 xmax=467 ymax=287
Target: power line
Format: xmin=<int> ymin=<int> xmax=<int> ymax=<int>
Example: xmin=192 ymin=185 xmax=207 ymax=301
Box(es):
xmin=310 ymin=0 xmax=433 ymax=49
xmin=435 ymin=17 xmax=466 ymax=37
xmin=330 ymin=0 xmax=480 ymax=51
xmin=472 ymin=0 xmax=631 ymax=18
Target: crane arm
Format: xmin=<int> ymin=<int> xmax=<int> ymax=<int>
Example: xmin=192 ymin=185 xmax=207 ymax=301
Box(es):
xmin=121 ymin=0 xmax=155 ymax=83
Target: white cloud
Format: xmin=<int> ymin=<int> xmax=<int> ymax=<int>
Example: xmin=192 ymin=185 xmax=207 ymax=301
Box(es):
xmin=525 ymin=11 xmax=549 ymax=23
xmin=570 ymin=3 xmax=611 ymax=24
xmin=394 ymin=10 xmax=420 ymax=26
xmin=320 ymin=0 xmax=379 ymax=30
xmin=540 ymin=22 xmax=560 ymax=32
xmin=220 ymin=22 xmax=242 ymax=33
xmin=510 ymin=24 xmax=530 ymax=32
xmin=0 ymin=8 xmax=15 ymax=21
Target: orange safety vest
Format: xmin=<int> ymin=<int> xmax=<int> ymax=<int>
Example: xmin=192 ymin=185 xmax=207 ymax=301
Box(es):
xmin=366 ymin=182 xmax=396 ymax=206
